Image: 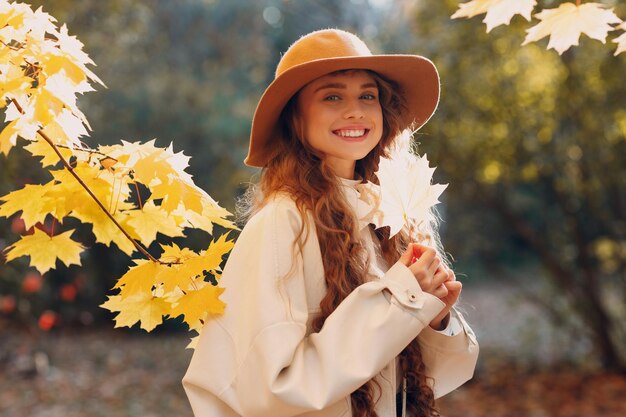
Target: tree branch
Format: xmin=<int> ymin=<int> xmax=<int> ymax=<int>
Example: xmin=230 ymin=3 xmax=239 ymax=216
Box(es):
xmin=10 ymin=99 xmax=157 ymax=263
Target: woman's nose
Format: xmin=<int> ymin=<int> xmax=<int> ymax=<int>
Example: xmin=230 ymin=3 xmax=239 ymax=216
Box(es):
xmin=343 ymin=100 xmax=365 ymax=119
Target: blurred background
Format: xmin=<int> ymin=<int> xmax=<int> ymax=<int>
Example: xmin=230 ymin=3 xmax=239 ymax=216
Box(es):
xmin=1 ymin=0 xmax=625 ymax=416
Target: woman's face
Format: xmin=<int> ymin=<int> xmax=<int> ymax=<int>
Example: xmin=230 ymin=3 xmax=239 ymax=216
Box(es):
xmin=296 ymin=70 xmax=383 ymax=179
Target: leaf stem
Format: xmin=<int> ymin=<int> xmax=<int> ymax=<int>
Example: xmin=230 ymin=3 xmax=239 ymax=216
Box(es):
xmin=0 ymin=40 xmax=22 ymax=51
xmin=134 ymin=182 xmax=143 ymax=210
xmin=10 ymin=99 xmax=158 ymax=263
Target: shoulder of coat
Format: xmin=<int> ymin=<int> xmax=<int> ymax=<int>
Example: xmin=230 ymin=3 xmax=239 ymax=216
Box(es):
xmin=248 ymin=191 xmax=305 ymax=228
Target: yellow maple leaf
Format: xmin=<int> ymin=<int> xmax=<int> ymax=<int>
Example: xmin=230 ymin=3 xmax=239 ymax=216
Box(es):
xmin=0 ymin=183 xmax=53 ymax=229
xmin=5 ymin=100 xmax=40 ymax=143
xmin=24 ymin=6 xmax=58 ymax=41
xmin=37 ymin=180 xmax=87 ymax=221
xmin=452 ymin=0 xmax=536 ymax=33
xmin=113 ymin=259 xmax=164 ymax=298
xmin=0 ymin=119 xmax=19 ymax=156
xmin=155 ymin=264 xmax=190 ymax=294
xmin=48 ymin=165 xmax=117 ymax=214
xmin=156 ymin=242 xmax=202 ymax=293
xmin=199 ymin=233 xmax=235 ymax=270
xmin=177 ymin=199 xmax=237 ymax=235
xmin=159 ymin=241 xmax=198 ymax=263
xmin=0 ymin=48 xmax=10 ymax=67
xmin=42 ymin=73 xmax=91 ymax=127
xmin=23 ymin=136 xmax=74 ymax=168
xmin=523 ymin=3 xmax=623 ymax=55
xmin=48 ymin=109 xmax=89 ymax=148
xmin=32 ymin=87 xmax=65 ymax=127
xmin=54 ymin=23 xmax=105 ymax=87
xmin=125 ymin=200 xmax=185 ymax=245
xmin=3 ymin=228 xmax=84 ymax=274
xmin=153 ymin=235 xmax=233 ymax=294
xmin=0 ymin=5 xmax=25 ymax=30
xmin=43 ymin=54 xmax=88 ymax=86
xmin=168 ymin=281 xmax=225 ymax=328
xmin=104 ymin=139 xmax=194 ymax=191
xmin=0 ymin=5 xmax=28 ymax=44
xmin=0 ymin=70 xmax=33 ymax=102
xmin=100 ymin=292 xmax=170 ymax=332
xmin=69 ymin=199 xmax=138 ymax=256
xmin=183 ymin=233 xmax=234 ymax=277
xmin=149 ymin=176 xmax=204 ymax=214
xmin=103 ymin=139 xmax=168 ymax=186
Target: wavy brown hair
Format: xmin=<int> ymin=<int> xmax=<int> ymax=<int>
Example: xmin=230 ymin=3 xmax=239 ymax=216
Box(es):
xmin=239 ymin=70 xmax=440 ymax=417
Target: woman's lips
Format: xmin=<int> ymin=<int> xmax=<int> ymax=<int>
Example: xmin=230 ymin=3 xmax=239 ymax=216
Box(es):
xmin=332 ymin=128 xmax=370 ymax=141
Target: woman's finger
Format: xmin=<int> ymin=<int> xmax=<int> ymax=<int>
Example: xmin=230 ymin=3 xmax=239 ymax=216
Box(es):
xmin=428 ymin=256 xmax=441 ymax=275
xmin=432 ymin=284 xmax=449 ymax=299
xmin=432 ymin=268 xmax=449 ymax=289
xmin=410 ymin=247 xmax=436 ymax=273
xmin=446 ymin=269 xmax=456 ymax=282
xmin=399 ymin=243 xmax=414 ymax=267
xmin=412 ymin=244 xmax=429 ymax=259
xmin=444 ymin=280 xmax=462 ymax=299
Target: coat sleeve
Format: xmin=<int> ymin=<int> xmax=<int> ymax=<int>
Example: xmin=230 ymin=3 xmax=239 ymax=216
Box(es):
xmin=417 ymin=307 xmax=479 ymax=398
xmin=183 ymin=196 xmax=447 ymax=417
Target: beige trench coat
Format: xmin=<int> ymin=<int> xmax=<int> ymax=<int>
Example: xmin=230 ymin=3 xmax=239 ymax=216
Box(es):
xmin=183 ymin=178 xmax=479 ymax=417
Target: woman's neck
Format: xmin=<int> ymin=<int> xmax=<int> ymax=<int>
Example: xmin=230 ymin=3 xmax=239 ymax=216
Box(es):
xmin=324 ymin=157 xmax=356 ymax=179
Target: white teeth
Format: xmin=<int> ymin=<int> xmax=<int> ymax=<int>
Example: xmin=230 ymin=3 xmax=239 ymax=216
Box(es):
xmin=336 ymin=129 xmax=366 ymax=137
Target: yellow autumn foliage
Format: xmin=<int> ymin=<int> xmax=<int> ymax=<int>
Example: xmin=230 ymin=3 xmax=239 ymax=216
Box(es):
xmin=0 ymin=0 xmax=236 ymax=342
xmin=452 ymin=0 xmax=626 ymax=55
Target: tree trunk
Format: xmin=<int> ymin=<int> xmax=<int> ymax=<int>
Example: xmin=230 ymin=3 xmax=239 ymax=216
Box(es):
xmin=484 ymin=187 xmax=625 ymax=372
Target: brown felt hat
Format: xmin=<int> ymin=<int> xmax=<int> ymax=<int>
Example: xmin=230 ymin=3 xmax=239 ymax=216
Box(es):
xmin=244 ymin=29 xmax=440 ymax=167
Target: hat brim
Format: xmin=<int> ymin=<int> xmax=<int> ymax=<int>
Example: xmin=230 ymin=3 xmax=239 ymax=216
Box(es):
xmin=245 ymin=55 xmax=440 ymax=167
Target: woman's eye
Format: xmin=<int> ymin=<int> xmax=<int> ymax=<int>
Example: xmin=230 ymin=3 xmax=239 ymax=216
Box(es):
xmin=324 ymin=95 xmax=341 ymax=101
xmin=361 ymin=93 xmax=377 ymax=100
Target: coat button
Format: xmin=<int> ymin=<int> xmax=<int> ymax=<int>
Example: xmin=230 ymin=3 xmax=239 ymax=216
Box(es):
xmin=407 ymin=290 xmax=418 ymax=302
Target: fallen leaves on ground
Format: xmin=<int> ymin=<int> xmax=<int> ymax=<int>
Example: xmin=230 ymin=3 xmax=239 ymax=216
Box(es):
xmin=438 ymin=360 xmax=626 ymax=417
xmin=1 ymin=328 xmax=625 ymax=417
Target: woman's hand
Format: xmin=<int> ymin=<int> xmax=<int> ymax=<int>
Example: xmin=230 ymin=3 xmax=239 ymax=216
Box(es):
xmin=399 ymin=243 xmax=449 ymax=299
xmin=429 ymin=268 xmax=462 ymax=330
xmin=399 ymin=244 xmax=462 ymax=330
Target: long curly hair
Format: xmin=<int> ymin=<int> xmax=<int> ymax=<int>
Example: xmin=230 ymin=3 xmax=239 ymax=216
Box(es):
xmin=239 ymin=70 xmax=440 ymax=417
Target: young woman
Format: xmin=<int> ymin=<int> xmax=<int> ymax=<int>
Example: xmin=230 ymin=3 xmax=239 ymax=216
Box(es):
xmin=183 ymin=29 xmax=479 ymax=417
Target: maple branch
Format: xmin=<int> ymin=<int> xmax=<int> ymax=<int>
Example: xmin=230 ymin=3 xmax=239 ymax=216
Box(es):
xmin=10 ymin=98 xmax=158 ymax=263
xmin=20 ymin=136 xmax=112 ymax=159
xmin=134 ymin=182 xmax=143 ymax=209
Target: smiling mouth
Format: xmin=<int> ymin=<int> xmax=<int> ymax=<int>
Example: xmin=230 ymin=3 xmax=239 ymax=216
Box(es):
xmin=333 ymin=129 xmax=369 ymax=139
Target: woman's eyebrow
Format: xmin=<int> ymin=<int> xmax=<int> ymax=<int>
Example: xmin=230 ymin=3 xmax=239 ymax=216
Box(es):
xmin=314 ymin=82 xmax=346 ymax=93
xmin=314 ymin=82 xmax=379 ymax=93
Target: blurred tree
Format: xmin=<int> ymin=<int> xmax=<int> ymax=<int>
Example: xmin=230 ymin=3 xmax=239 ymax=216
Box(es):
xmin=408 ymin=0 xmax=626 ymax=371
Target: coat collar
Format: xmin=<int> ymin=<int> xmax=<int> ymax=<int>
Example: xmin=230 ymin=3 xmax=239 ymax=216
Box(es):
xmin=338 ymin=176 xmax=376 ymax=232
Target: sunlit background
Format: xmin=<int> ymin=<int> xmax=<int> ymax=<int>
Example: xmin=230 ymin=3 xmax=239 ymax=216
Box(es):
xmin=1 ymin=0 xmax=625 ymax=416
